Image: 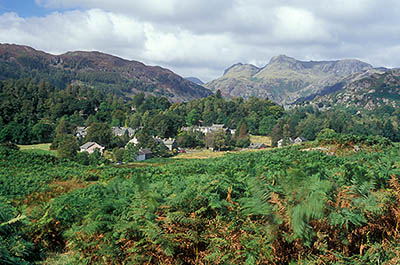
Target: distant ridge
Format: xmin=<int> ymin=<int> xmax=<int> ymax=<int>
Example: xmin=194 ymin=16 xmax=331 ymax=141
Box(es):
xmin=205 ymin=55 xmax=374 ymax=105
xmin=0 ymin=43 xmax=213 ymax=102
xmin=185 ymin=77 xmax=204 ymax=85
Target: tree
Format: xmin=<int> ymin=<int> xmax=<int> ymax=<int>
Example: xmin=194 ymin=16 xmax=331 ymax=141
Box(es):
xmin=186 ymin=109 xmax=201 ymax=126
xmin=149 ymin=113 xmax=176 ymax=138
xmin=133 ymin=92 xmax=145 ymax=107
xmin=85 ymin=122 xmax=112 ymax=146
xmin=32 ymin=121 xmax=54 ymax=143
xmin=204 ymin=132 xmax=216 ymax=150
xmin=383 ymin=121 xmax=396 ymax=141
xmin=112 ymin=110 xmax=126 ymax=127
xmin=57 ymin=134 xmax=78 ymax=159
xmin=55 ymin=118 xmax=69 ymax=137
xmin=177 ymin=130 xmax=205 ymax=148
xmin=238 ymin=122 xmax=248 ymax=138
xmin=258 ymin=116 xmax=276 ymax=135
xmin=128 ymin=113 xmax=142 ymax=128
xmin=215 ymin=89 xmax=222 ymax=99
xmin=113 ymin=147 xmax=125 ymax=162
xmin=282 ymin=123 xmax=291 ymax=146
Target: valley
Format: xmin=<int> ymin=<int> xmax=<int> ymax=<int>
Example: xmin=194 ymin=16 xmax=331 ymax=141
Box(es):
xmin=1 ymin=43 xmax=400 ymax=264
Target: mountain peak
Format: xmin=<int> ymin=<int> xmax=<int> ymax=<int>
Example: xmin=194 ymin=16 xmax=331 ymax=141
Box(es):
xmin=269 ymin=54 xmax=296 ymax=64
xmin=223 ymin=63 xmax=259 ymax=77
xmin=206 ymin=55 xmax=376 ymax=105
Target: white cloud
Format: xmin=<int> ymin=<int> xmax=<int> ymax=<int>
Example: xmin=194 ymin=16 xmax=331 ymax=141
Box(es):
xmin=0 ymin=9 xmax=146 ymax=55
xmin=1 ymin=0 xmax=400 ymax=81
xmin=273 ymin=7 xmax=332 ymax=43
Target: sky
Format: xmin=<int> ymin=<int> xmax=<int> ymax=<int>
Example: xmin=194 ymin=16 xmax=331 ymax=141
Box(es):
xmin=0 ymin=0 xmax=399 ymax=82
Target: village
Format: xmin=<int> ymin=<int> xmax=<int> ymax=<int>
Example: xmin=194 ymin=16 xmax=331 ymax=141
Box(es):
xmin=74 ymin=124 xmax=308 ymax=162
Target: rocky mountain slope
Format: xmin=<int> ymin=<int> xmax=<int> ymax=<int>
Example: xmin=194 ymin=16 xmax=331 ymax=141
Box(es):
xmin=301 ymin=69 xmax=400 ymax=110
xmin=205 ymin=55 xmax=373 ymax=105
xmin=0 ymin=43 xmax=212 ymax=102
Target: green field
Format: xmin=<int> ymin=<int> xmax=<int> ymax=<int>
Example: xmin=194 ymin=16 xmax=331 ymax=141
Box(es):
xmin=250 ymin=134 xmax=272 ymax=146
xmin=18 ymin=143 xmax=57 ymax=156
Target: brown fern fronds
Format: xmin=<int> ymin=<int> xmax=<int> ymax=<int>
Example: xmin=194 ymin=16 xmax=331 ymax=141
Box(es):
xmin=335 ymin=186 xmax=355 ymax=209
xmin=389 ymin=174 xmax=400 ymax=203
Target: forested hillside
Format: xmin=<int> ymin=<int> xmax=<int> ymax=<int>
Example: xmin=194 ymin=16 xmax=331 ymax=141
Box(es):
xmin=1 ymin=134 xmax=399 ymax=264
xmin=0 ymin=44 xmax=212 ymax=102
xmin=0 ymin=77 xmax=283 ymax=145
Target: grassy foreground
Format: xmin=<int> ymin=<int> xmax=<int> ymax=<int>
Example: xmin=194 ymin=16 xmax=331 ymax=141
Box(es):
xmin=2 ymin=135 xmax=399 ymax=264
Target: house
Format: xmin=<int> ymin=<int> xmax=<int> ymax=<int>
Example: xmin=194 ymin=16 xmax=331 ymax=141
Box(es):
xmin=210 ymin=124 xmax=225 ymax=132
xmin=127 ymin=136 xmax=139 ymax=146
xmin=75 ymin=126 xmax=88 ymax=139
xmin=277 ymin=138 xmax=294 ymax=148
xmin=181 ymin=124 xmax=228 ymax=135
xmin=294 ymin=137 xmax=308 ymax=145
xmin=111 ymin=127 xmax=136 ymax=137
xmin=152 ymin=137 xmax=177 ymax=151
xmin=80 ymin=142 xmax=105 ymax=154
xmin=136 ymin=148 xmax=153 ymax=161
xmin=249 ymin=143 xmax=267 ymax=149
xmin=162 ymin=138 xmax=178 ymax=151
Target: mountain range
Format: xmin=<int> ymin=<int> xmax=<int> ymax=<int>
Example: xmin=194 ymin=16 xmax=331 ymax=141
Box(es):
xmin=1 ymin=44 xmax=398 ymax=109
xmin=0 ymin=43 xmax=212 ymax=102
xmin=205 ymin=55 xmax=375 ymax=105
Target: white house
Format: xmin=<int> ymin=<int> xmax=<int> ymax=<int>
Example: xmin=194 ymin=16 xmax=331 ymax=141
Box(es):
xmin=294 ymin=137 xmax=308 ymax=145
xmin=111 ymin=127 xmax=136 ymax=137
xmin=80 ymin=142 xmax=105 ymax=154
xmin=181 ymin=124 xmax=228 ymax=135
xmin=162 ymin=138 xmax=178 ymax=151
xmin=127 ymin=136 xmax=139 ymax=146
xmin=277 ymin=138 xmax=294 ymax=148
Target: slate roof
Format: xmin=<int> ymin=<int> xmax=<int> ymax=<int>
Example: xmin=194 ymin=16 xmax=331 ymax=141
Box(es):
xmin=80 ymin=142 xmax=96 ymax=150
xmin=138 ymin=148 xmax=152 ymax=155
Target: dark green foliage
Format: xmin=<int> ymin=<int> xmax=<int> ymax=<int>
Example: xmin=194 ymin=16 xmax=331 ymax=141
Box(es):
xmin=85 ymin=122 xmax=112 ymax=147
xmin=57 ymin=134 xmax=79 ymax=159
xmin=113 ymin=147 xmax=125 ymax=162
xmin=2 ymin=138 xmax=399 ymax=264
xmin=176 ymin=130 xmax=205 ymax=148
xmin=275 ymin=104 xmax=400 ymax=143
xmin=0 ymin=196 xmax=35 ymax=264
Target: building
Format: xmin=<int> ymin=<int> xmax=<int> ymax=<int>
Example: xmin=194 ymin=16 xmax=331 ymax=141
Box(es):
xmin=75 ymin=126 xmax=88 ymax=139
xmin=80 ymin=142 xmax=105 ymax=154
xmin=294 ymin=137 xmax=308 ymax=145
xmin=136 ymin=148 xmax=153 ymax=161
xmin=162 ymin=138 xmax=178 ymax=151
xmin=277 ymin=138 xmax=294 ymax=148
xmin=127 ymin=136 xmax=139 ymax=146
xmin=181 ymin=124 xmax=228 ymax=135
xmin=111 ymin=127 xmax=136 ymax=137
